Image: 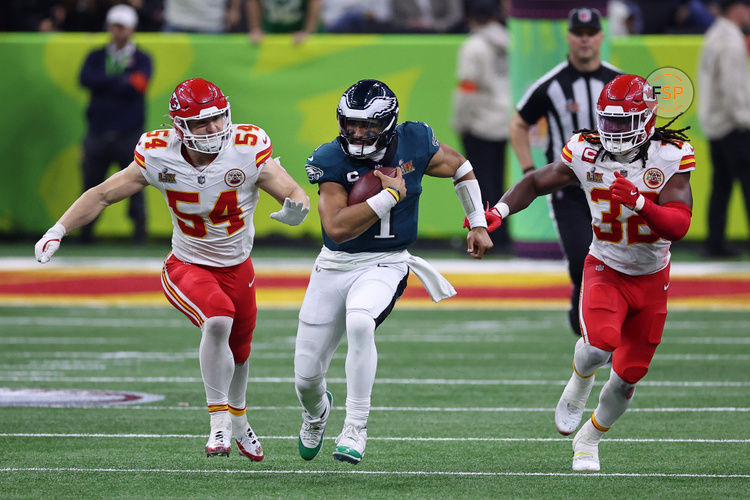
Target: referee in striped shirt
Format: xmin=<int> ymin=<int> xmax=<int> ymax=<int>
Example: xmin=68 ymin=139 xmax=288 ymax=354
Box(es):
xmin=509 ymin=7 xmax=620 ymax=335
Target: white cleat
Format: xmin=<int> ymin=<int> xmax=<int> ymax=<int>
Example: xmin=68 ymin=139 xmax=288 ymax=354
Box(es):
xmin=298 ymin=391 xmax=333 ymax=461
xmin=235 ymin=425 xmax=264 ymax=461
xmin=333 ymin=424 xmax=367 ymax=464
xmin=205 ymin=412 xmax=232 ymax=457
xmin=572 ymin=419 xmax=603 ymax=472
xmin=555 ymin=372 xmax=596 ymax=435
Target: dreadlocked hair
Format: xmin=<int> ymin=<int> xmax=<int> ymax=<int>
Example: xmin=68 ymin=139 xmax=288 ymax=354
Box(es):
xmin=574 ymin=114 xmax=691 ymax=168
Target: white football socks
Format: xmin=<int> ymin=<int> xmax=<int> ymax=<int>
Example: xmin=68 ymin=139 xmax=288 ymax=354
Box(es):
xmin=199 ymin=316 xmax=234 ymax=406
xmin=344 ymin=311 xmax=377 ymax=428
xmin=229 ymin=359 xmax=250 ymax=432
xmin=593 ymin=370 xmax=636 ymax=429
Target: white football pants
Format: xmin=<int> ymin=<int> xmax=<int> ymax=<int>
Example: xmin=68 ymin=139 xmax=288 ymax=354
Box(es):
xmin=295 ymin=262 xmax=408 ymax=427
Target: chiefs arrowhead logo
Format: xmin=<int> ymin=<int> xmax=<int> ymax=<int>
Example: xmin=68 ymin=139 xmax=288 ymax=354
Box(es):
xmin=169 ymin=92 xmax=180 ymax=112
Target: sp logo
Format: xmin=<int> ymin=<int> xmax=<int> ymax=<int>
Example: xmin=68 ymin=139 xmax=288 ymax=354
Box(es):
xmin=582 ymin=147 xmax=598 ymax=163
xmin=643 ymin=168 xmax=664 ymax=189
xmin=169 ymin=93 xmax=180 ymax=112
xmin=225 ymin=168 xmax=246 ymax=187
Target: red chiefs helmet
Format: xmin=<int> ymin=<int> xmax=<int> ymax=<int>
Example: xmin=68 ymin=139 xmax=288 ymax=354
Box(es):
xmin=596 ymin=74 xmax=657 ymax=154
xmin=169 ymin=78 xmax=232 ymax=153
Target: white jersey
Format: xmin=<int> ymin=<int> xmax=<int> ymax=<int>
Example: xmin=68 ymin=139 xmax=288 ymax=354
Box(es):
xmin=561 ymin=134 xmax=695 ymax=276
xmin=134 ymin=124 xmax=273 ymax=267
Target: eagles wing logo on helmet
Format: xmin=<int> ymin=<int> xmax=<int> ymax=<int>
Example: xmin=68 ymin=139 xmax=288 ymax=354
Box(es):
xmin=169 ymin=93 xmax=180 ymax=112
xmin=341 ymin=95 xmax=397 ymax=119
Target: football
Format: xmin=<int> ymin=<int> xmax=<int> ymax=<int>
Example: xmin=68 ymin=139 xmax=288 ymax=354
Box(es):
xmin=347 ymin=167 xmax=399 ymax=206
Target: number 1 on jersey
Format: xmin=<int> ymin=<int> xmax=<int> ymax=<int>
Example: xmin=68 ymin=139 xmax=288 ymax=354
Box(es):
xmin=374 ymin=211 xmax=395 ymax=239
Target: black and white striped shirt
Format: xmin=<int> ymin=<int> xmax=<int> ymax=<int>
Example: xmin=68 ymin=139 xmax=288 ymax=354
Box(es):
xmin=517 ymin=60 xmax=621 ymax=164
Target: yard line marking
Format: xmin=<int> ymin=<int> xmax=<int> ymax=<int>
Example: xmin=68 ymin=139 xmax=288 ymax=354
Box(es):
xmin=0 ymin=317 xmax=188 ymax=328
xmin=1 ymin=433 xmax=748 ymax=443
xmin=1 ymin=467 xmax=748 ymax=479
xmin=0 ymin=337 xmax=132 ymax=345
xmin=41 ymin=405 xmax=750 ymax=413
xmin=1 ymin=375 xmax=748 ymax=387
xmin=4 ymin=317 xmax=750 ymax=344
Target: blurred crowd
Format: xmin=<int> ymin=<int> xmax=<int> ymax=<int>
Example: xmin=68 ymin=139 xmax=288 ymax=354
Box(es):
xmin=0 ymin=0 xmax=734 ymax=35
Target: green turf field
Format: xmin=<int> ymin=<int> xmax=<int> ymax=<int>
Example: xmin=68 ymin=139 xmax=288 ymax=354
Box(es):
xmin=0 ymin=305 xmax=748 ymax=498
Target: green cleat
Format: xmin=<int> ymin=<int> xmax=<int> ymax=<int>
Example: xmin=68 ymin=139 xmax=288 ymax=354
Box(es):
xmin=298 ymin=391 xmax=332 ymax=460
xmin=333 ymin=424 xmax=367 ymax=464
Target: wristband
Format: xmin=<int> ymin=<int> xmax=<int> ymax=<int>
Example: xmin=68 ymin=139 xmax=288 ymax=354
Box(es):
xmin=492 ymin=202 xmax=510 ymax=219
xmin=366 ymin=189 xmax=399 ymax=219
xmin=634 ymin=194 xmax=645 ymax=211
xmin=384 ymin=187 xmax=400 ymax=202
xmin=522 ymin=165 xmax=535 ymax=174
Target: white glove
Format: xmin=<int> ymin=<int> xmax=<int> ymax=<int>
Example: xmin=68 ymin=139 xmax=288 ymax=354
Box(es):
xmin=34 ymin=222 xmax=66 ymax=264
xmin=269 ymin=197 xmax=309 ymax=226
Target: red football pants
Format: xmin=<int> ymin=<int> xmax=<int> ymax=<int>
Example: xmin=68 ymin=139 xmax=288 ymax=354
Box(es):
xmin=580 ymin=255 xmax=670 ymax=384
xmin=161 ymin=253 xmax=257 ymax=364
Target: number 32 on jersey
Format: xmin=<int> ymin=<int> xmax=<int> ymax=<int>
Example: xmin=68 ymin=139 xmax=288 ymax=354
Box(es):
xmin=591 ymin=188 xmax=659 ymax=244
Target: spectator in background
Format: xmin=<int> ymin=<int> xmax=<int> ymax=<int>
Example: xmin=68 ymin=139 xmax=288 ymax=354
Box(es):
xmin=320 ymin=0 xmax=392 ymax=33
xmin=607 ymin=0 xmax=644 ymax=35
xmin=698 ymin=0 xmax=750 ymax=257
xmin=2 ymin=1 xmax=165 ymax=32
xmin=246 ymin=0 xmax=322 ymax=44
xmin=390 ymin=0 xmax=463 ymax=33
xmin=79 ymin=4 xmax=151 ymax=243
xmin=452 ymin=0 xmax=511 ymax=249
xmin=164 ymin=0 xmax=241 ymax=33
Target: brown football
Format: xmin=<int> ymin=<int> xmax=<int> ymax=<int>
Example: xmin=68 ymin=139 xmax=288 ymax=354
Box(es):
xmin=347 ymin=167 xmax=399 ymax=206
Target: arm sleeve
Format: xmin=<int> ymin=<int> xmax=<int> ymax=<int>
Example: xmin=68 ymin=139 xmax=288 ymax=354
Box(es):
xmin=638 ymin=199 xmax=692 ymax=241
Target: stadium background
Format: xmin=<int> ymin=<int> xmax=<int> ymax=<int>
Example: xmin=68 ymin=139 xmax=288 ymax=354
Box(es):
xmin=0 ymin=18 xmax=747 ymax=245
xmin=1 ymin=6 xmax=749 ymax=496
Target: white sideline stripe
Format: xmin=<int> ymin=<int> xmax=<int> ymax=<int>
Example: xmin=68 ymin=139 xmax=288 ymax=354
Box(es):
xmin=1 ymin=375 xmax=748 ymax=387
xmin=79 ymin=405 xmax=750 ymax=413
xmin=1 ymin=467 xmax=749 ymax=480
xmin=1 ymin=433 xmax=748 ymax=444
xmin=5 ymin=255 xmax=748 ymax=273
xmin=2 ymin=351 xmax=750 ymax=363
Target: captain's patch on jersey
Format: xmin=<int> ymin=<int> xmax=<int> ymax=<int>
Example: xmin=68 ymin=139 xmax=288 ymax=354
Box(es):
xmin=225 ymin=168 xmax=246 ymax=187
xmin=306 ymin=164 xmax=324 ymax=181
xmin=643 ymin=168 xmax=665 ymax=189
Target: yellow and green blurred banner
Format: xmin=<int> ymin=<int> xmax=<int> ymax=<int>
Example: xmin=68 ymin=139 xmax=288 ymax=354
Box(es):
xmin=0 ymin=31 xmax=745 ymax=242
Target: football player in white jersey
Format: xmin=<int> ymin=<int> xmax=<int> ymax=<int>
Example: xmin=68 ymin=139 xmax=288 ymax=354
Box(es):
xmin=474 ymin=74 xmax=694 ymax=471
xmin=35 ymin=77 xmax=311 ymax=461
